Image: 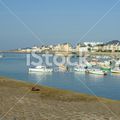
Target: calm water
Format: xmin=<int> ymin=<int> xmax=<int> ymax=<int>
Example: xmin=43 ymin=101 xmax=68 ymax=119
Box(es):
xmin=0 ymin=53 xmax=120 ymax=100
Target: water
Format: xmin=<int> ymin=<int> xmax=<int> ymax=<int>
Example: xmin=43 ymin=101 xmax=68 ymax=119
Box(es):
xmin=0 ymin=53 xmax=120 ymax=100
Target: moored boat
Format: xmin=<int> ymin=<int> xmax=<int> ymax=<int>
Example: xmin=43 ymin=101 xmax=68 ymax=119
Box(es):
xmin=58 ymin=64 xmax=69 ymax=72
xmin=87 ymin=69 xmax=107 ymax=75
xmin=0 ymin=54 xmax=3 ymax=58
xmin=111 ymin=67 xmax=120 ymax=74
xmin=74 ymin=66 xmax=87 ymax=73
xmin=29 ymin=65 xmax=53 ymax=72
xmin=100 ymin=66 xmax=111 ymax=72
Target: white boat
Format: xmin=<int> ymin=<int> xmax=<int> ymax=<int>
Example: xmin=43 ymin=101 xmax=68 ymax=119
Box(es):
xmin=89 ymin=59 xmax=98 ymax=66
xmin=29 ymin=65 xmax=53 ymax=72
xmin=74 ymin=67 xmax=87 ymax=73
xmin=87 ymin=69 xmax=107 ymax=75
xmin=58 ymin=64 xmax=68 ymax=72
xmin=74 ymin=65 xmax=87 ymax=73
xmin=0 ymin=54 xmax=3 ymax=58
xmin=111 ymin=67 xmax=120 ymax=74
xmin=115 ymin=60 xmax=120 ymax=67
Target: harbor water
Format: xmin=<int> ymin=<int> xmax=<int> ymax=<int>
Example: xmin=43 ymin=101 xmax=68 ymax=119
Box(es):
xmin=0 ymin=53 xmax=120 ymax=100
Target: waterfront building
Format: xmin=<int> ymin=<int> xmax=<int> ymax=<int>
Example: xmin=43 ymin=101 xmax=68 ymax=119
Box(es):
xmin=92 ymin=40 xmax=120 ymax=52
xmin=53 ymin=43 xmax=73 ymax=52
xmin=84 ymin=42 xmax=103 ymax=47
xmin=92 ymin=44 xmax=104 ymax=52
xmin=31 ymin=46 xmax=42 ymax=52
xmin=16 ymin=40 xmax=120 ymax=54
xmin=76 ymin=43 xmax=89 ymax=54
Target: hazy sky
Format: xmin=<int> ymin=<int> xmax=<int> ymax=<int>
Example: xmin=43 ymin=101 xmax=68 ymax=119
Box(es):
xmin=0 ymin=0 xmax=120 ymax=50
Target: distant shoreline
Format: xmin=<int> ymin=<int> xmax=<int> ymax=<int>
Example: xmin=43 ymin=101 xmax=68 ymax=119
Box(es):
xmin=1 ymin=50 xmax=120 ymax=57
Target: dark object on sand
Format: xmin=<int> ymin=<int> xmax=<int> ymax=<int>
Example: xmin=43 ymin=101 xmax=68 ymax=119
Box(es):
xmin=31 ymin=87 xmax=40 ymax=91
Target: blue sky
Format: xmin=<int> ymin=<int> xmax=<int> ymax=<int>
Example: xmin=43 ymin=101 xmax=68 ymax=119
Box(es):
xmin=0 ymin=0 xmax=120 ymax=50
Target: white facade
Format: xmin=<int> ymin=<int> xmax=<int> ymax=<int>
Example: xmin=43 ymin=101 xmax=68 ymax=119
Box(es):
xmin=76 ymin=44 xmax=88 ymax=53
xmin=84 ymin=42 xmax=103 ymax=46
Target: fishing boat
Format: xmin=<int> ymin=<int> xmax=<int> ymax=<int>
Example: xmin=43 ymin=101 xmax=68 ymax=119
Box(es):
xmin=89 ymin=59 xmax=98 ymax=66
xmin=83 ymin=59 xmax=92 ymax=67
xmin=29 ymin=65 xmax=53 ymax=72
xmin=87 ymin=69 xmax=107 ymax=75
xmin=115 ymin=60 xmax=120 ymax=67
xmin=100 ymin=66 xmax=111 ymax=72
xmin=111 ymin=67 xmax=120 ymax=74
xmin=58 ymin=64 xmax=68 ymax=72
xmin=0 ymin=54 xmax=3 ymax=58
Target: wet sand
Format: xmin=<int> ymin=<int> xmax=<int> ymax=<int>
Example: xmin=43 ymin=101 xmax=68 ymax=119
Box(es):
xmin=0 ymin=76 xmax=120 ymax=120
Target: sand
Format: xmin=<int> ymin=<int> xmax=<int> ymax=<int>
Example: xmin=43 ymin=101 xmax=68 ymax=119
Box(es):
xmin=0 ymin=76 xmax=120 ymax=120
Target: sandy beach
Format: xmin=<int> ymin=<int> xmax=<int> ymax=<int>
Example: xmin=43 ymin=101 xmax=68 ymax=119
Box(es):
xmin=0 ymin=77 xmax=120 ymax=120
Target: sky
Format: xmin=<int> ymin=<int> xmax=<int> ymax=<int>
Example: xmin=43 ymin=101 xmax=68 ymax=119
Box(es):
xmin=0 ymin=0 xmax=120 ymax=50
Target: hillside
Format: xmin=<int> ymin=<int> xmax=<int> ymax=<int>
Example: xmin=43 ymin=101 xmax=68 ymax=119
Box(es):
xmin=106 ymin=40 xmax=120 ymax=45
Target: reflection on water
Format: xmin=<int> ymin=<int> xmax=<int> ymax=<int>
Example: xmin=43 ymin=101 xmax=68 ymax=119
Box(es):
xmin=87 ymin=74 xmax=105 ymax=80
xmin=29 ymin=72 xmax=46 ymax=79
xmin=111 ymin=73 xmax=120 ymax=77
xmin=74 ymin=72 xmax=105 ymax=83
xmin=28 ymin=72 xmax=52 ymax=82
xmin=0 ymin=53 xmax=120 ymax=100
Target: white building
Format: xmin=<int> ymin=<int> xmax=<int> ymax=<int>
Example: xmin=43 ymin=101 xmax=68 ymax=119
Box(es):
xmin=84 ymin=42 xmax=103 ymax=47
xmin=76 ymin=43 xmax=89 ymax=53
xmin=53 ymin=43 xmax=73 ymax=52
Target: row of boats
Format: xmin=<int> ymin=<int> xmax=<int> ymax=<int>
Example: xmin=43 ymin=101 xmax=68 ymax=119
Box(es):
xmin=29 ymin=65 xmax=120 ymax=75
xmin=1 ymin=53 xmax=120 ymax=75
xmin=74 ymin=58 xmax=120 ymax=75
xmin=29 ymin=59 xmax=120 ymax=75
xmin=74 ymin=65 xmax=120 ymax=75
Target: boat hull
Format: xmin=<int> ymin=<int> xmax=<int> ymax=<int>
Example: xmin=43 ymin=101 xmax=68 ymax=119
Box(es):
xmin=100 ymin=67 xmax=111 ymax=72
xmin=29 ymin=68 xmax=53 ymax=72
xmin=74 ymin=68 xmax=86 ymax=73
xmin=111 ymin=70 xmax=120 ymax=74
xmin=88 ymin=70 xmax=107 ymax=75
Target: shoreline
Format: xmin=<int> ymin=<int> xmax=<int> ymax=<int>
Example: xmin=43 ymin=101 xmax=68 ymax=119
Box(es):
xmin=0 ymin=76 xmax=119 ymax=102
xmin=0 ymin=76 xmax=120 ymax=119
xmin=1 ymin=51 xmax=120 ymax=57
